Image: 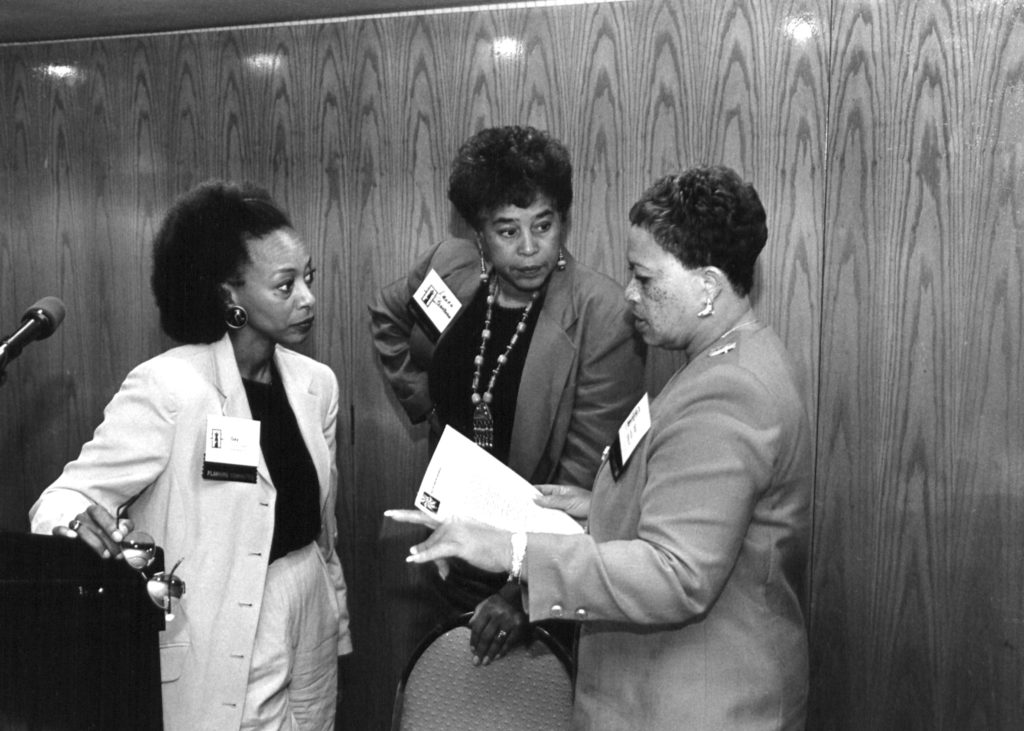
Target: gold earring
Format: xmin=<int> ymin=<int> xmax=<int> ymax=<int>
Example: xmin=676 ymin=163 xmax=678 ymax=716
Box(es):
xmin=697 ymin=297 xmax=714 ymax=318
xmin=556 ymin=248 xmax=567 ymax=271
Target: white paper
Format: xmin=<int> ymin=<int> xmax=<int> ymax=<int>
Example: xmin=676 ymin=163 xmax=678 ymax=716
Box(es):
xmin=414 ymin=426 xmax=584 ymax=535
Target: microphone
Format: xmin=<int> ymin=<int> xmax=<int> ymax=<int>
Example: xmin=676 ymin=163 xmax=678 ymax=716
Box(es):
xmin=0 ymin=296 xmax=66 ymax=364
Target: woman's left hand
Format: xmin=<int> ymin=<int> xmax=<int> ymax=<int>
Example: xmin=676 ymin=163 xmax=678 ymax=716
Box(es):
xmin=383 ymin=510 xmax=511 ymax=574
xmin=469 ymin=587 xmax=528 ymax=666
xmin=535 ymin=483 xmax=591 ymax=518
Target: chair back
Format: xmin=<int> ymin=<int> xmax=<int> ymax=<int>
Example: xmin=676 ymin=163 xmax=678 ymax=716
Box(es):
xmin=392 ymin=614 xmax=574 ymax=731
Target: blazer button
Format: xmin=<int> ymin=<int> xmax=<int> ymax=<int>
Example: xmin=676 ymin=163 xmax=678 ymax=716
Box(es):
xmin=574 ymin=607 xmax=588 ymax=620
xmin=550 ymin=604 xmax=564 ymax=618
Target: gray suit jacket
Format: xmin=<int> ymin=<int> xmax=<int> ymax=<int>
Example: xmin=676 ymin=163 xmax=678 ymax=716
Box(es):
xmin=369 ymin=237 xmax=645 ymax=487
xmin=527 ymin=323 xmax=811 ymax=730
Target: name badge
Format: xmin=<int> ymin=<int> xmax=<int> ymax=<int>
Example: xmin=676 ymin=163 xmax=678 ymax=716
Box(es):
xmin=608 ymin=394 xmax=651 ymax=479
xmin=410 ymin=269 xmax=462 ymax=340
xmin=202 ymin=415 xmax=261 ymax=483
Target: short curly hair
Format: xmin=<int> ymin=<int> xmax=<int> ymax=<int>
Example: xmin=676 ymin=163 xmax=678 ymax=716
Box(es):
xmin=629 ymin=166 xmax=767 ymax=296
xmin=150 ymin=180 xmax=292 ymax=343
xmin=448 ymin=125 xmax=573 ymax=229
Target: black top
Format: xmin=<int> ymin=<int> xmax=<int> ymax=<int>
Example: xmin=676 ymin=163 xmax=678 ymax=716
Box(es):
xmin=429 ymin=282 xmax=544 ymax=463
xmin=243 ymin=363 xmax=321 ymax=564
xmin=427 ymin=282 xmax=545 ymax=610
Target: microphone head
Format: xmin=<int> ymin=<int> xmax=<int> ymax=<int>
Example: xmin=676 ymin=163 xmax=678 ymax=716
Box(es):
xmin=21 ymin=296 xmax=66 ymax=339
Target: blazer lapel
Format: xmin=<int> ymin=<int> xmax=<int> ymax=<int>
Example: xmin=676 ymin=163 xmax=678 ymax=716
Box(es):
xmin=508 ymin=264 xmax=577 ymax=480
xmin=275 ymin=351 xmax=330 ymax=510
xmin=211 ymin=334 xmax=273 ymax=487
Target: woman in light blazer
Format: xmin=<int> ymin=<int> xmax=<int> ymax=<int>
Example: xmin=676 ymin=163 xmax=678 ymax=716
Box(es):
xmin=30 ymin=181 xmax=350 ymax=731
xmin=370 ymin=126 xmax=644 ymax=662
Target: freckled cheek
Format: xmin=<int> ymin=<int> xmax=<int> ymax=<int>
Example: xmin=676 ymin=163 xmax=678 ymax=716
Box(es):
xmin=644 ymin=284 xmax=671 ymax=312
xmin=643 ymin=286 xmax=683 ymax=332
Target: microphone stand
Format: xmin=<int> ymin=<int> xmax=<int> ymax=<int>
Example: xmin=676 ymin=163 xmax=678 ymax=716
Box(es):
xmin=0 ymin=346 xmax=9 ymax=387
xmin=0 ymin=318 xmax=41 ymax=388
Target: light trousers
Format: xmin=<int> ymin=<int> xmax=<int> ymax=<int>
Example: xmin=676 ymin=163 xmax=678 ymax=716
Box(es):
xmin=240 ymin=542 xmax=340 ymax=731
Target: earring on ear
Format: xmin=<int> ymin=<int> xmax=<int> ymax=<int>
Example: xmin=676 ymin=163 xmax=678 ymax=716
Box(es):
xmin=697 ymin=296 xmax=714 ymax=318
xmin=225 ymin=304 xmax=249 ymax=329
xmin=476 ymin=239 xmax=489 ymax=282
xmin=556 ymin=248 xmax=567 ymax=271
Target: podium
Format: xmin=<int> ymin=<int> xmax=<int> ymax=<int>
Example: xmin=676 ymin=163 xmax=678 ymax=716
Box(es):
xmin=0 ymin=532 xmax=164 ymax=730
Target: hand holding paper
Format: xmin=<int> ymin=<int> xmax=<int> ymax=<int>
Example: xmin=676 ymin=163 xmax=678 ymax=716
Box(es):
xmin=534 ymin=483 xmax=592 ymax=519
xmin=409 ymin=426 xmax=583 ymax=535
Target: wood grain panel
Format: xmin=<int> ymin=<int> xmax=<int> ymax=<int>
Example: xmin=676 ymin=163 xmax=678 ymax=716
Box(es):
xmin=346 ymin=15 xmax=448 ymax=729
xmin=813 ymin=1 xmax=1024 ymax=728
xmin=0 ymin=50 xmax=67 ymax=529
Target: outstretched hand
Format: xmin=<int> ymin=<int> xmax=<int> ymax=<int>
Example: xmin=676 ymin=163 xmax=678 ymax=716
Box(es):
xmin=384 ymin=510 xmax=512 ymax=575
xmin=535 ymin=483 xmax=591 ymax=519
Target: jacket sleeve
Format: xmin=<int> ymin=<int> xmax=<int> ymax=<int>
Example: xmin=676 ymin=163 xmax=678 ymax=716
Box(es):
xmin=367 ymin=243 xmax=442 ymax=425
xmin=316 ymin=368 xmax=353 ymax=655
xmin=554 ymin=293 xmax=646 ymax=489
xmin=528 ymin=366 xmax=779 ymax=624
xmin=29 ymin=359 xmax=179 ymax=535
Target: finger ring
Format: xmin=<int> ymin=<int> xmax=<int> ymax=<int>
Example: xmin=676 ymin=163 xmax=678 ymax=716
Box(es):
xmin=68 ymin=519 xmax=83 ymax=532
xmin=496 ymin=630 xmax=509 ymax=641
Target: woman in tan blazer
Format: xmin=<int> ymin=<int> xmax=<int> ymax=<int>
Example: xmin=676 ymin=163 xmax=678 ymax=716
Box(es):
xmin=389 ymin=166 xmax=812 ymax=730
xmin=30 ymin=182 xmax=350 ymax=731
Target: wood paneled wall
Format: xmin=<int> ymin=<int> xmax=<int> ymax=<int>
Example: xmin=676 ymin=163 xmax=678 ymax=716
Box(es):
xmin=0 ymin=1 xmax=1020 ymax=728
xmin=813 ymin=2 xmax=1024 ymax=728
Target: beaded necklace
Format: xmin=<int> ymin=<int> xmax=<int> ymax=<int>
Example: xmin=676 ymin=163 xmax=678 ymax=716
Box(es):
xmin=471 ymin=278 xmax=539 ymax=450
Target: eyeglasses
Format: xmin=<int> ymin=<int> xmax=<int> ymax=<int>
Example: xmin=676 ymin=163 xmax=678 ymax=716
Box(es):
xmin=147 ymin=558 xmax=186 ymax=620
xmin=120 ymin=530 xmax=186 ymax=620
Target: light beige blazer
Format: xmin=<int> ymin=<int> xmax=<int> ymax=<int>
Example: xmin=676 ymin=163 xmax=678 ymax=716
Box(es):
xmin=30 ymin=334 xmax=350 ymax=731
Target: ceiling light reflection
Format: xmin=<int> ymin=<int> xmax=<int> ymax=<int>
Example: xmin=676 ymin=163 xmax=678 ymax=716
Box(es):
xmin=38 ymin=64 xmax=84 ymax=82
xmin=783 ymin=15 xmax=818 ymax=44
xmin=246 ymin=53 xmax=282 ymax=73
xmin=493 ymin=37 xmax=523 ymax=60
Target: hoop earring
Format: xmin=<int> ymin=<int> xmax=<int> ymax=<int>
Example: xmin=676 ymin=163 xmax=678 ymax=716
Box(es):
xmin=556 ymin=248 xmax=567 ymax=271
xmin=697 ymin=297 xmax=714 ymax=318
xmin=225 ymin=304 xmax=248 ymax=329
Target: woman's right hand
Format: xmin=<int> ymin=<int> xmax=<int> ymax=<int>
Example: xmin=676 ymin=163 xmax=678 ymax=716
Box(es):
xmin=535 ymin=483 xmax=591 ymax=519
xmin=52 ymin=504 xmax=133 ymax=560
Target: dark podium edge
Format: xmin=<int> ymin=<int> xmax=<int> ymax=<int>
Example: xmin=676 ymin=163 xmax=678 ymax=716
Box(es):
xmin=0 ymin=531 xmax=164 ymax=730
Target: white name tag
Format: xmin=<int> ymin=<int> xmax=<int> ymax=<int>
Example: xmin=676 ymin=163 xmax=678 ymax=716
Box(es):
xmin=202 ymin=415 xmax=261 ymax=483
xmin=608 ymin=394 xmax=651 ymax=478
xmin=618 ymin=394 xmax=651 ymax=464
xmin=411 ymin=269 xmax=462 ymax=335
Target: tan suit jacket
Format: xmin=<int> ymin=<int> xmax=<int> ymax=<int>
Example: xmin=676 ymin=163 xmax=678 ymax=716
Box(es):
xmin=30 ymin=334 xmax=351 ymax=731
xmin=527 ymin=323 xmax=811 ymax=730
xmin=369 ymin=237 xmax=645 ymax=487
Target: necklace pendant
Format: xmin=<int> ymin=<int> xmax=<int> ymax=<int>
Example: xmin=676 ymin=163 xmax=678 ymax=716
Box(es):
xmin=473 ymin=401 xmax=494 ymax=450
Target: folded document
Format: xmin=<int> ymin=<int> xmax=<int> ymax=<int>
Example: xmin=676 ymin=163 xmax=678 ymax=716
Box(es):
xmin=414 ymin=426 xmax=584 ymax=535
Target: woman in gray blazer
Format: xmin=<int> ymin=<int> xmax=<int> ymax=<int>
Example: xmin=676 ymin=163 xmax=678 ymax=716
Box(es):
xmin=388 ymin=166 xmax=812 ymax=730
xmin=30 ymin=182 xmax=350 ymax=731
xmin=370 ymin=126 xmax=644 ymax=663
